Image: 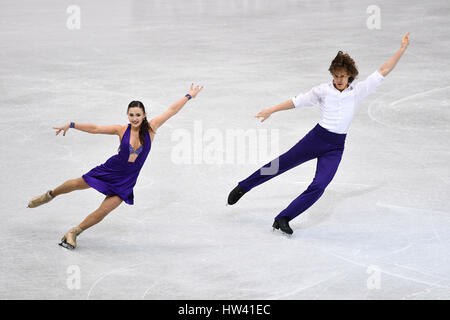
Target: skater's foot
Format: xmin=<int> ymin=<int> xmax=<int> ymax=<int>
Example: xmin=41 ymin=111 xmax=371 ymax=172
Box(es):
xmin=227 ymin=185 xmax=246 ymax=205
xmin=27 ymin=190 xmax=54 ymax=208
xmin=59 ymin=226 xmax=83 ymax=250
xmin=272 ymin=217 xmax=293 ymax=235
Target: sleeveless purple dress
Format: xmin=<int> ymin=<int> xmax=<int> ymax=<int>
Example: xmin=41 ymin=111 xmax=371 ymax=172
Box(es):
xmin=82 ymin=124 xmax=151 ymax=205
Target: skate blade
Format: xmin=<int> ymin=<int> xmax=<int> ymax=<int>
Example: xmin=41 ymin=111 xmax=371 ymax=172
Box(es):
xmin=272 ymin=228 xmax=293 ymax=238
xmin=58 ymin=242 xmax=75 ymax=250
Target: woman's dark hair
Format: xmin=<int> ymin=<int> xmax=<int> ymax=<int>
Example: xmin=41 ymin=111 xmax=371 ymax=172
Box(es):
xmin=127 ymin=100 xmax=155 ymax=146
xmin=328 ymin=51 xmax=359 ymax=83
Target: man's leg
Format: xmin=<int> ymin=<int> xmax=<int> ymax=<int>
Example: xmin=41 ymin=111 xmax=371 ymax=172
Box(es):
xmin=237 ymin=132 xmax=321 ymax=192
xmin=275 ymin=148 xmax=344 ymax=222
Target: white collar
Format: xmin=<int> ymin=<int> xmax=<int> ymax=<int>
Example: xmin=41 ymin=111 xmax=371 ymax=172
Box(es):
xmin=329 ymin=80 xmax=355 ymax=93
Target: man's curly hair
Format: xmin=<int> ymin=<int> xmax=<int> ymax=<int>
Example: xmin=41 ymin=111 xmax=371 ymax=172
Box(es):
xmin=328 ymin=51 xmax=359 ymax=83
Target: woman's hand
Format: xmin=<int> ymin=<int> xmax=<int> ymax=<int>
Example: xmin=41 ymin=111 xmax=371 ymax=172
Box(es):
xmin=188 ymin=83 xmax=204 ymax=98
xmin=255 ymin=107 xmax=273 ymax=122
xmin=53 ymin=123 xmax=70 ymax=136
xmin=401 ymin=32 xmax=410 ymax=50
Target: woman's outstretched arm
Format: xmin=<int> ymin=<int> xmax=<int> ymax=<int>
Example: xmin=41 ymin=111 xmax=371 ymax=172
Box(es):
xmin=149 ymin=83 xmax=203 ymax=132
xmin=378 ymin=32 xmax=410 ymax=77
xmin=53 ymin=123 xmax=122 ymax=136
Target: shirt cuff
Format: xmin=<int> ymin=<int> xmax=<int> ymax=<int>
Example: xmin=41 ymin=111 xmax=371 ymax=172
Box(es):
xmin=375 ymin=69 xmax=385 ymax=80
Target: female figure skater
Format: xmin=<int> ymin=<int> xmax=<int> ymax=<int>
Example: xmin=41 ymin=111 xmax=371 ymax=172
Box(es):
xmin=28 ymin=84 xmax=204 ymax=249
xmin=228 ymin=33 xmax=410 ymax=235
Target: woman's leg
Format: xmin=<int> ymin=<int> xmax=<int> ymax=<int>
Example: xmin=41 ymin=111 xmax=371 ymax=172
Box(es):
xmin=59 ymin=195 xmax=123 ymax=249
xmin=51 ymin=177 xmax=90 ymax=197
xmin=78 ymin=195 xmax=123 ymax=231
xmin=275 ymin=147 xmax=344 ymax=222
xmin=28 ymin=177 xmax=90 ymax=208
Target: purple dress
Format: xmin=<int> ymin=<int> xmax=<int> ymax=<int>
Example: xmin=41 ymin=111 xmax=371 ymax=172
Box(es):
xmin=82 ymin=124 xmax=151 ymax=204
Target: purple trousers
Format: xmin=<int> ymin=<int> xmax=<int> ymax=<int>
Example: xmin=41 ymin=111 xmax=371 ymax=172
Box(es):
xmin=238 ymin=124 xmax=346 ymax=221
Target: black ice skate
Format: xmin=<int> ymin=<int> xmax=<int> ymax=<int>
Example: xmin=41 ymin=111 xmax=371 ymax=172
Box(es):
xmin=272 ymin=217 xmax=293 ymax=235
xmin=227 ymin=185 xmax=246 ymax=205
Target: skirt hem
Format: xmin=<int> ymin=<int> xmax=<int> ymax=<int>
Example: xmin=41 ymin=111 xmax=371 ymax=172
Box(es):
xmin=82 ymin=175 xmax=134 ymax=205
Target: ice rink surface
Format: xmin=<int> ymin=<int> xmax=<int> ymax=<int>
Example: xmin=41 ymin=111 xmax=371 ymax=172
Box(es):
xmin=1 ymin=0 xmax=449 ymax=299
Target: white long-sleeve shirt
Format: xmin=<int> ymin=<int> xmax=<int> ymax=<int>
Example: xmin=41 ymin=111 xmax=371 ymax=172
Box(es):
xmin=291 ymin=70 xmax=385 ymax=134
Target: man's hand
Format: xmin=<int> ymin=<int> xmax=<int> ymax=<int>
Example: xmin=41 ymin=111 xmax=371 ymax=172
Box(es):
xmin=255 ymin=108 xmax=273 ymax=122
xmin=401 ymin=32 xmax=410 ymax=50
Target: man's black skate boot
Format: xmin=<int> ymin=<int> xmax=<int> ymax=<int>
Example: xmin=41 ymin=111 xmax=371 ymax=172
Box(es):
xmin=272 ymin=217 xmax=293 ymax=235
xmin=227 ymin=185 xmax=246 ymax=205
